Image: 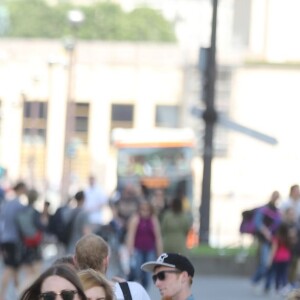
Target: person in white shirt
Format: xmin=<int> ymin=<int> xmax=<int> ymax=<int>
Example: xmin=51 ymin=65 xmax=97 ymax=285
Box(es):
xmin=280 ymin=184 xmax=300 ymax=221
xmin=74 ymin=233 xmax=151 ymax=300
xmin=84 ymin=175 xmax=108 ymax=231
xmin=279 ymin=184 xmax=300 ymax=286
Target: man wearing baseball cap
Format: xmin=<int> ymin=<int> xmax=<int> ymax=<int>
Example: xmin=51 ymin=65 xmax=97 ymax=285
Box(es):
xmin=141 ymin=253 xmax=195 ymax=300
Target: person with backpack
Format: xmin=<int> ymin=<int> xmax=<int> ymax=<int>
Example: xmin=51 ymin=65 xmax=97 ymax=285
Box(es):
xmin=66 ymin=190 xmax=91 ymax=254
xmin=0 ymin=181 xmax=27 ymax=300
xmin=16 ymin=188 xmax=47 ymax=293
xmin=47 ymin=196 xmax=73 ymax=254
xmin=251 ymin=190 xmax=282 ymax=293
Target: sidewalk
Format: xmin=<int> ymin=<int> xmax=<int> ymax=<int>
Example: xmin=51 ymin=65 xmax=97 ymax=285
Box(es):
xmin=148 ymin=275 xmax=288 ymax=300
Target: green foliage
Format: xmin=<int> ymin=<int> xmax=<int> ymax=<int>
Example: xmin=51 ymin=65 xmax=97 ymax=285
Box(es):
xmin=125 ymin=7 xmax=176 ymax=42
xmin=190 ymin=245 xmax=257 ymax=257
xmin=79 ymin=3 xmax=127 ymax=40
xmin=1 ymin=0 xmax=176 ymax=42
xmin=7 ymin=0 xmax=70 ymax=38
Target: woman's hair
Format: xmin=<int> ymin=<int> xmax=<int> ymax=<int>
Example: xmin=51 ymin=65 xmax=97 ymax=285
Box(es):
xmin=138 ymin=200 xmax=154 ymax=215
xmin=78 ymin=269 xmax=114 ymax=300
xmin=171 ymin=197 xmax=183 ymax=214
xmin=20 ymin=264 xmax=87 ymax=300
xmin=13 ymin=181 xmax=26 ymax=192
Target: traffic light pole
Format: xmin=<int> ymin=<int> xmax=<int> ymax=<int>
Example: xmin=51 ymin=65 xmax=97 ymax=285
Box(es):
xmin=199 ymin=0 xmax=218 ymax=245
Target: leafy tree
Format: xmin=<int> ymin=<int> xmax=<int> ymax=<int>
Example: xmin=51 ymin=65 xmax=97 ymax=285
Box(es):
xmin=6 ymin=0 xmax=69 ymax=38
xmin=1 ymin=0 xmax=176 ymax=42
xmin=79 ymin=3 xmax=127 ymax=40
xmin=126 ymin=7 xmax=176 ymax=42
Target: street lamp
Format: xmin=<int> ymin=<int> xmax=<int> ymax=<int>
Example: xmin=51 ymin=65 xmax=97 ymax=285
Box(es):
xmin=68 ymin=9 xmax=85 ymax=27
xmin=199 ymin=0 xmax=218 ymax=245
xmin=61 ymin=9 xmax=84 ymax=203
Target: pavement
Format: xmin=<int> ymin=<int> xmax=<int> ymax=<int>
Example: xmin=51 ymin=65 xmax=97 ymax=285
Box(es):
xmin=144 ymin=275 xmax=284 ymax=300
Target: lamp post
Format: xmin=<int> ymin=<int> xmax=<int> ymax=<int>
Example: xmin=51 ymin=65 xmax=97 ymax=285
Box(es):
xmin=199 ymin=0 xmax=218 ymax=245
xmin=61 ymin=9 xmax=84 ymax=203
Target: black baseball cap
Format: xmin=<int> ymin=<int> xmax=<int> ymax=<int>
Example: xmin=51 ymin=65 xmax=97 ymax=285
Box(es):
xmin=141 ymin=253 xmax=194 ymax=278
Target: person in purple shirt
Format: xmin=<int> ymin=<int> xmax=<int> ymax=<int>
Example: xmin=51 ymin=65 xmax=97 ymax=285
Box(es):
xmin=126 ymin=200 xmax=163 ymax=289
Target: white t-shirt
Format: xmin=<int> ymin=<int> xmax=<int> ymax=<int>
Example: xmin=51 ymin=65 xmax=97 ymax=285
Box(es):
xmin=84 ymin=185 xmax=108 ymax=225
xmin=114 ymin=281 xmax=151 ymax=300
xmin=280 ymin=198 xmax=300 ymax=220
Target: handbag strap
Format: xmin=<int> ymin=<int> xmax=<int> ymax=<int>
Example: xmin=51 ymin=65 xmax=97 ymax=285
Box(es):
xmin=119 ymin=282 xmax=132 ymax=300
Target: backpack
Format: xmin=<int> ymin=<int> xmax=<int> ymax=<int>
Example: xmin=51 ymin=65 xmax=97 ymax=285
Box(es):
xmin=239 ymin=207 xmax=259 ymax=235
xmin=16 ymin=207 xmax=43 ymax=247
xmin=240 ymin=205 xmax=280 ymax=235
xmin=48 ymin=207 xmax=80 ymax=246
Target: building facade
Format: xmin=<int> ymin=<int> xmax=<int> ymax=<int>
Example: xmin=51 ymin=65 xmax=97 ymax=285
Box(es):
xmin=1 ymin=0 xmax=300 ymax=245
xmin=0 ymin=40 xmax=187 ymax=198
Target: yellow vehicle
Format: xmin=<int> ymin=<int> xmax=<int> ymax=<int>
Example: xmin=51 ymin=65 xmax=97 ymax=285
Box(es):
xmin=111 ymin=128 xmax=196 ymax=204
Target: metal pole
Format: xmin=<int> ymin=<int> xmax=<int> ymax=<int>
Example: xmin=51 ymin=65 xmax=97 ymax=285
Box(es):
xmin=61 ymin=40 xmax=75 ymax=203
xmin=60 ymin=10 xmax=84 ymax=203
xmin=199 ymin=0 xmax=218 ymax=245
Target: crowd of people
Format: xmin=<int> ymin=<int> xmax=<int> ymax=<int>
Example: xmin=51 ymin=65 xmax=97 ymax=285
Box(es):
xmin=6 ymin=176 xmax=300 ymax=299
xmin=0 ymin=176 xmax=195 ymax=300
xmin=18 ymin=234 xmax=195 ymax=300
xmin=250 ymin=184 xmax=300 ymax=298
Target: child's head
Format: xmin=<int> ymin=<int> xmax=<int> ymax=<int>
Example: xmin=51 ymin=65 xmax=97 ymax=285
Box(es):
xmin=277 ymin=223 xmax=289 ymax=237
xmin=276 ymin=222 xmax=291 ymax=247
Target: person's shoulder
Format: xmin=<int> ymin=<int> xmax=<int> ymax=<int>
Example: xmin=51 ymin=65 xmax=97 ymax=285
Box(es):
xmin=279 ymin=198 xmax=292 ymax=208
xmin=113 ymin=282 xmax=123 ymax=299
xmin=127 ymin=281 xmax=151 ymax=299
xmin=78 ymin=208 xmax=89 ymax=219
xmin=13 ymin=199 xmax=25 ymax=210
xmin=114 ymin=282 xmax=150 ymax=300
xmin=162 ymin=210 xmax=172 ymax=217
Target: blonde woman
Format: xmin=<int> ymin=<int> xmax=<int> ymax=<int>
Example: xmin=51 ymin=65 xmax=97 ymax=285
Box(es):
xmin=78 ymin=269 xmax=114 ymax=300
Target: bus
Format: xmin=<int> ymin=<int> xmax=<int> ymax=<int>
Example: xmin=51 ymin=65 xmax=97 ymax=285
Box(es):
xmin=111 ymin=128 xmax=196 ymax=205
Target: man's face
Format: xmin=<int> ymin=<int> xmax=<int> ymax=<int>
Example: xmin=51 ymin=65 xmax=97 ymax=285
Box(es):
xmin=153 ymin=266 xmax=183 ymax=298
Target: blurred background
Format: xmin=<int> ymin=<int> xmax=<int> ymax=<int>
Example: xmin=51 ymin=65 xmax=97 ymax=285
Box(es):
xmin=0 ymin=0 xmax=299 ymax=247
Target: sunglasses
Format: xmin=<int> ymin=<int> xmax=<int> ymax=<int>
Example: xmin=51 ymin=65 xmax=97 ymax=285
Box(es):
xmin=39 ymin=290 xmax=78 ymax=300
xmin=152 ymin=270 xmax=181 ymax=283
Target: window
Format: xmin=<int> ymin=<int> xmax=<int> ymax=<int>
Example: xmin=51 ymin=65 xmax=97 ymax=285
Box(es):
xmin=74 ymin=103 xmax=89 ymax=144
xmin=75 ymin=116 xmax=88 ymax=132
xmin=155 ymin=105 xmax=179 ymax=128
xmin=23 ymin=101 xmax=47 ymax=144
xmin=23 ymin=102 xmax=47 ymax=119
xmin=111 ymin=104 xmax=134 ymax=130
